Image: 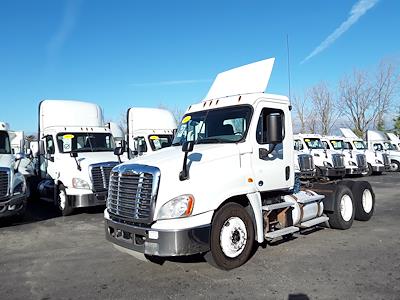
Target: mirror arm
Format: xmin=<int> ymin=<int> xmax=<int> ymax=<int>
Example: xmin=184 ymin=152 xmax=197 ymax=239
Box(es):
xmin=179 ymin=152 xmax=189 ymax=181
xmin=72 ymin=156 xmax=81 ymax=171
xmin=259 ymin=144 xmax=277 ymax=159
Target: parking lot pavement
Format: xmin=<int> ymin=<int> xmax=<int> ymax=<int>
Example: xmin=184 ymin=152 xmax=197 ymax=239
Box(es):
xmin=1 ymin=174 xmax=400 ymax=300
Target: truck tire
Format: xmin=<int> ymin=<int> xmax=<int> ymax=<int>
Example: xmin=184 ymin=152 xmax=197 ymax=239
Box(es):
xmin=352 ymin=181 xmax=375 ymax=221
xmin=57 ymin=184 xmax=74 ymax=216
xmin=327 ymin=184 xmax=355 ymax=230
xmin=205 ymin=202 xmax=255 ymax=270
xmin=390 ymin=160 xmax=400 ymax=172
xmin=362 ymin=163 xmax=373 ymax=176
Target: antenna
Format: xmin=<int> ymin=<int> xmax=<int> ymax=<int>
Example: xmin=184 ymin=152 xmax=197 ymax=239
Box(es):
xmin=286 ymin=34 xmax=292 ymax=103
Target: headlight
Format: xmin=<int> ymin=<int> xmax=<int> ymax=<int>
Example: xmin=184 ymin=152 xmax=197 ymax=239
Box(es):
xmin=157 ymin=194 xmax=194 ymax=220
xmin=12 ymin=182 xmax=24 ymax=195
xmin=72 ymin=178 xmax=90 ymax=189
xmin=375 ymin=159 xmax=382 ymax=164
xmin=349 ymin=161 xmax=357 ymax=166
xmin=323 ymin=161 xmax=332 ymax=167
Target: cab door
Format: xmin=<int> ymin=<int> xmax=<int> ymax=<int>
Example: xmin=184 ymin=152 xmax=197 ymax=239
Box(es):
xmin=250 ymin=105 xmax=292 ymax=192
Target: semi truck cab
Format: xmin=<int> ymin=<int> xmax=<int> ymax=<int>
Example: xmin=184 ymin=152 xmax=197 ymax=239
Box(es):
xmin=367 ymin=130 xmax=400 ymax=172
xmin=105 ymin=58 xmax=375 ymax=269
xmin=0 ymin=122 xmax=28 ymax=218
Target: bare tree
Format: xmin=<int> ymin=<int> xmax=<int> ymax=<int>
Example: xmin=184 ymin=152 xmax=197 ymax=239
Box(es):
xmin=292 ymin=94 xmax=308 ymax=133
xmin=340 ymin=61 xmax=399 ymax=137
xmin=307 ymin=82 xmax=340 ymax=135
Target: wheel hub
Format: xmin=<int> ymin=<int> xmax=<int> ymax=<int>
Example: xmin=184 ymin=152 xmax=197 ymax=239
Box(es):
xmin=220 ymin=217 xmax=248 ymax=258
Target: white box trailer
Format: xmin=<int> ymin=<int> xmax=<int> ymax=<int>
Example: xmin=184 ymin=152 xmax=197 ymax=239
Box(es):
xmin=0 ymin=122 xmax=28 ymax=218
xmin=104 ymin=58 xmax=375 ymax=269
xmin=30 ymin=100 xmax=121 ymax=215
xmin=126 ymin=107 xmax=176 ymax=159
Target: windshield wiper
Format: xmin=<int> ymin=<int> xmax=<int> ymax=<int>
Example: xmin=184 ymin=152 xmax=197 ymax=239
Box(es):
xmin=197 ymin=137 xmax=228 ymax=144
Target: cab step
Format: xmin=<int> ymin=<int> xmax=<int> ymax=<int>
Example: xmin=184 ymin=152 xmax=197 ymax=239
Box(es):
xmin=262 ymin=202 xmax=293 ymax=211
xmin=265 ymin=226 xmax=299 ymax=239
xmin=298 ymin=216 xmax=329 ymax=228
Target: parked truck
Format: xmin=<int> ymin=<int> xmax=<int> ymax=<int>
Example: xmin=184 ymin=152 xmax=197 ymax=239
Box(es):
xmin=104 ymin=58 xmax=375 ymax=269
xmin=0 ymin=122 xmax=28 ymax=218
xmin=367 ymin=130 xmax=400 ymax=172
xmin=293 ymin=134 xmax=346 ymax=178
xmin=340 ymin=128 xmax=389 ymax=175
xmin=30 ymin=100 xmax=121 ymax=215
xmin=320 ymin=136 xmax=367 ymax=176
xmin=126 ymin=107 xmax=176 ymax=159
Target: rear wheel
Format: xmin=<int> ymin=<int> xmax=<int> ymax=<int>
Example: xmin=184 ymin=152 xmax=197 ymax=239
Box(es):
xmin=57 ymin=184 xmax=74 ymax=216
xmin=351 ymin=181 xmax=375 ymax=221
xmin=205 ymin=203 xmax=255 ymax=270
xmin=327 ymin=185 xmax=355 ymax=230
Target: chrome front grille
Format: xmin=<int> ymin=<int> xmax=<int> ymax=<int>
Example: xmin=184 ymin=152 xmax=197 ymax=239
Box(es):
xmin=356 ymin=154 xmax=367 ymax=168
xmin=0 ymin=168 xmax=10 ymax=199
xmin=382 ymin=153 xmax=390 ymax=166
xmin=90 ymin=162 xmax=118 ymax=192
xmin=298 ymin=154 xmax=314 ymax=171
xmin=107 ymin=164 xmax=160 ymax=224
xmin=332 ymin=154 xmax=345 ymax=168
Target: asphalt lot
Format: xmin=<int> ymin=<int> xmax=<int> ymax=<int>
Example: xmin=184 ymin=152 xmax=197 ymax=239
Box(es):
xmin=1 ymin=174 xmax=399 ymax=300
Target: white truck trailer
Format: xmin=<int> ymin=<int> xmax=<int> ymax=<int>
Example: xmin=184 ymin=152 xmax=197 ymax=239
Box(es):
xmin=126 ymin=107 xmax=176 ymax=159
xmin=294 ymin=134 xmax=346 ymax=179
xmin=321 ymin=136 xmax=367 ymax=176
xmin=30 ymin=100 xmax=121 ymax=215
xmin=0 ymin=122 xmax=28 ymax=218
xmin=367 ymin=130 xmax=400 ymax=172
xmin=104 ymin=58 xmax=375 ymax=269
xmin=340 ymin=128 xmax=389 ymax=175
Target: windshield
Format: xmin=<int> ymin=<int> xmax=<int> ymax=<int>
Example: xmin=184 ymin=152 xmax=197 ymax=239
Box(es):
xmin=148 ymin=135 xmax=173 ymax=151
xmin=56 ymin=132 xmax=115 ymax=153
xmin=353 ymin=140 xmax=367 ymax=150
xmin=384 ymin=142 xmax=397 ymax=151
xmin=0 ymin=131 xmax=11 ymax=154
xmin=330 ymin=140 xmax=345 ymax=150
xmin=172 ymin=105 xmax=252 ymax=145
xmin=303 ymin=138 xmax=324 ymax=150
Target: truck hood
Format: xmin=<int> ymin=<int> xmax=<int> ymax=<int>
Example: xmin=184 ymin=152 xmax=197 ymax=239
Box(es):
xmin=73 ymin=151 xmax=120 ymax=169
xmin=0 ymin=154 xmax=14 ymax=169
xmin=117 ymin=143 xmax=244 ymax=216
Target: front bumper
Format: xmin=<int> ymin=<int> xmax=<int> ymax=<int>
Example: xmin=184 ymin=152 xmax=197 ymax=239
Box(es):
xmin=345 ymin=167 xmax=365 ymax=175
xmin=319 ymin=166 xmax=346 ymax=177
xmin=68 ymin=191 xmax=108 ymax=208
xmin=372 ymin=165 xmax=389 ymax=172
xmin=105 ymin=216 xmax=211 ymax=257
xmin=0 ymin=194 xmax=26 ymax=218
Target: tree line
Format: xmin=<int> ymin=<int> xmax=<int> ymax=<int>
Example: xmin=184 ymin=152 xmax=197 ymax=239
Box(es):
xmin=292 ymin=60 xmax=400 ymax=138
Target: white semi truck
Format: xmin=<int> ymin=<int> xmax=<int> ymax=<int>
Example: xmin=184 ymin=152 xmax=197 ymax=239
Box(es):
xmin=386 ymin=132 xmax=400 ymax=150
xmin=340 ymin=128 xmax=389 ymax=175
xmin=293 ymin=134 xmax=346 ymax=179
xmin=104 ymin=58 xmax=375 ymax=269
xmin=126 ymin=107 xmax=176 ymax=159
xmin=0 ymin=122 xmax=28 ymax=218
xmin=367 ymin=130 xmax=400 ymax=172
xmin=30 ymin=100 xmax=121 ymax=215
xmin=321 ymin=136 xmax=367 ymax=176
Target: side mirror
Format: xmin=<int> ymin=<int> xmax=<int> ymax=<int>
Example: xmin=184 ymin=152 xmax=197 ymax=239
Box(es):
xmin=45 ymin=153 xmax=54 ymax=162
xmin=114 ymin=147 xmax=124 ymax=156
xmin=294 ymin=143 xmax=300 ymax=151
xmin=120 ymin=139 xmax=127 ymax=151
xmin=39 ymin=140 xmax=45 ymax=155
xmin=182 ymin=141 xmax=194 ymax=153
xmin=15 ymin=153 xmax=25 ymax=161
xmin=265 ymin=114 xmax=283 ymax=144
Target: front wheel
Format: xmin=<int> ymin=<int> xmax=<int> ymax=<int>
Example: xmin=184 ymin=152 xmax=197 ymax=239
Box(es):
xmin=390 ymin=160 xmax=400 ymax=172
xmin=57 ymin=184 xmax=74 ymax=216
xmin=362 ymin=163 xmax=373 ymax=177
xmin=205 ymin=203 xmax=255 ymax=270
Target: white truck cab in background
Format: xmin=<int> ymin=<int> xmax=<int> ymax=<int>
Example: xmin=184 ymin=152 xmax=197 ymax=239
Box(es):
xmin=386 ymin=132 xmax=400 ymax=150
xmin=0 ymin=122 xmax=28 ymax=218
xmin=340 ymin=128 xmax=389 ymax=175
xmin=367 ymin=130 xmax=400 ymax=172
xmin=105 ymin=58 xmax=375 ymax=269
xmin=126 ymin=108 xmax=176 ymax=159
xmin=31 ymin=100 xmax=120 ymax=215
xmin=321 ymin=136 xmax=367 ymax=176
xmin=294 ymin=134 xmax=345 ymax=178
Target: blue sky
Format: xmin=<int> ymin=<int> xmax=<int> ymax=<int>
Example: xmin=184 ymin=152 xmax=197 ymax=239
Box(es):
xmin=0 ymin=0 xmax=399 ymax=133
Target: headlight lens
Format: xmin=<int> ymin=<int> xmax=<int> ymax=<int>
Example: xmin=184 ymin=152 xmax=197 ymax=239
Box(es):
xmin=323 ymin=161 xmax=332 ymax=167
xmin=72 ymin=178 xmax=90 ymax=189
xmin=375 ymin=159 xmax=382 ymax=164
xmin=158 ymin=194 xmax=194 ymax=220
